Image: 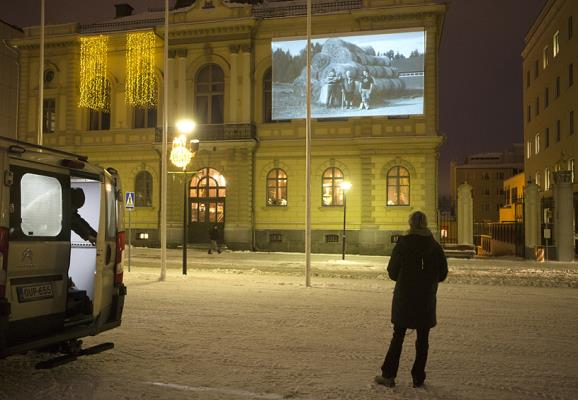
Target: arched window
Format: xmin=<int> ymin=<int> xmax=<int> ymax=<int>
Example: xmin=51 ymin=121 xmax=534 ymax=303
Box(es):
xmin=266 ymin=168 xmax=287 ymax=206
xmin=263 ymin=68 xmax=272 ymax=123
xmin=195 ymin=64 xmax=224 ymax=124
xmin=135 ymin=171 xmax=153 ymax=207
xmin=387 ymin=166 xmax=410 ymax=206
xmin=322 ymin=167 xmax=344 ymax=206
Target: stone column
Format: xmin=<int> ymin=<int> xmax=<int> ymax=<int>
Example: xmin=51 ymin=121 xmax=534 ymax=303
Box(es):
xmin=457 ymin=183 xmax=473 ymax=245
xmin=524 ymin=182 xmax=541 ymax=258
xmin=241 ymin=45 xmax=251 ymax=123
xmin=553 ymin=170 xmax=574 ymax=261
xmin=229 ymin=45 xmax=239 ymax=123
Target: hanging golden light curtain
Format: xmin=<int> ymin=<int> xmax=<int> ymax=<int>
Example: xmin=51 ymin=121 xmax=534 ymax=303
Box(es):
xmin=78 ymin=35 xmax=110 ymax=111
xmin=126 ymin=31 xmax=157 ymax=109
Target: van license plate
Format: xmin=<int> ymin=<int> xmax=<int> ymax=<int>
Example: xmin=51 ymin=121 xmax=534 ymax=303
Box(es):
xmin=17 ymin=284 xmax=54 ymax=303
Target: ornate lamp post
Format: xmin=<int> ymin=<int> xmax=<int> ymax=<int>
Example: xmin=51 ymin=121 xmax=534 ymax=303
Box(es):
xmin=340 ymin=181 xmax=352 ymax=260
xmin=170 ymin=119 xmax=198 ymax=275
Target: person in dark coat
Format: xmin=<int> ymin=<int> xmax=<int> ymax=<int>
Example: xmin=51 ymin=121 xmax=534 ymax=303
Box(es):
xmin=208 ymin=225 xmax=222 ymax=254
xmin=71 ymin=187 xmax=97 ymax=245
xmin=375 ymin=211 xmax=448 ymax=388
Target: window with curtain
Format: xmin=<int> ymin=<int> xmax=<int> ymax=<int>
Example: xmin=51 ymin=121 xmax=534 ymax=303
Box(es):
xmin=263 ymin=68 xmax=272 ymax=123
xmin=195 ymin=64 xmax=224 ymax=124
xmin=135 ymin=171 xmax=153 ymax=207
xmin=387 ymin=166 xmax=410 ymax=206
xmin=266 ymin=168 xmax=287 ymax=206
xmin=322 ymin=167 xmax=344 ymax=206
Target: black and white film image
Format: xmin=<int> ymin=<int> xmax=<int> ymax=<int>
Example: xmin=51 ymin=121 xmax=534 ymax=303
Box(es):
xmin=271 ymin=30 xmax=425 ymax=120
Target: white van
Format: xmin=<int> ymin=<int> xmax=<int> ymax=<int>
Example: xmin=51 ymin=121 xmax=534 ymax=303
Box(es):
xmin=0 ymin=136 xmax=126 ymax=361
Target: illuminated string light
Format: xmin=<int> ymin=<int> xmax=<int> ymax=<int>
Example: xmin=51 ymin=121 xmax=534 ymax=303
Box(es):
xmin=170 ymin=135 xmax=193 ymax=170
xmin=126 ymin=31 xmax=157 ymax=109
xmin=79 ymin=35 xmax=110 ymax=111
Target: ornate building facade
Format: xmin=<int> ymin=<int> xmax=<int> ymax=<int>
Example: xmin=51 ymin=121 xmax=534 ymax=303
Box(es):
xmin=10 ymin=0 xmax=445 ymax=255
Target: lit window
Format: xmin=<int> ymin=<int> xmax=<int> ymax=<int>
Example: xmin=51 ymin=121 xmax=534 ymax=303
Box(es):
xmin=543 ymin=45 xmax=550 ymax=69
xmin=535 ymin=171 xmax=541 ymax=187
xmin=535 ymin=133 xmax=540 ymax=154
xmin=545 ymin=168 xmax=550 ymax=190
xmin=386 ymin=166 xmax=410 ymax=206
xmin=569 ymin=159 xmax=575 ymax=182
xmin=527 ymin=141 xmax=532 ymax=159
xmin=322 ymin=167 xmax=344 ymax=206
xmin=553 ymin=31 xmax=560 ymax=57
xmin=266 ymin=168 xmax=288 ymax=206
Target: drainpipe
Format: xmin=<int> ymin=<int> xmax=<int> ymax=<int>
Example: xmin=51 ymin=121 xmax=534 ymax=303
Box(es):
xmin=251 ymin=138 xmax=260 ymax=251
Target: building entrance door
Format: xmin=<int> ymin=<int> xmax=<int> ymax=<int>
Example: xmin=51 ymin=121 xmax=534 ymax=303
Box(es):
xmin=189 ymin=167 xmax=226 ymax=243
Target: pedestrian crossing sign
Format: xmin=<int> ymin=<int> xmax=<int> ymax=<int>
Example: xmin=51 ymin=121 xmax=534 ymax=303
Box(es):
xmin=125 ymin=192 xmax=135 ymax=209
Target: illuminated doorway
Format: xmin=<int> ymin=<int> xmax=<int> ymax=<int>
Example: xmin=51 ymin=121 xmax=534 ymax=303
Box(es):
xmin=189 ymin=167 xmax=226 ymax=242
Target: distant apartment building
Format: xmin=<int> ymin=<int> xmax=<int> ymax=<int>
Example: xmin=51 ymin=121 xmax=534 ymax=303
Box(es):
xmin=450 ymin=145 xmax=524 ymax=223
xmin=523 ymin=0 xmax=577 ymax=228
xmin=499 ymin=172 xmax=525 ymax=222
xmin=0 ymin=20 xmax=22 ymax=138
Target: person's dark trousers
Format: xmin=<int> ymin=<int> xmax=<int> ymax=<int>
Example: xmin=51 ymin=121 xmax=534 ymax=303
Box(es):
xmin=380 ymin=325 xmax=430 ymax=383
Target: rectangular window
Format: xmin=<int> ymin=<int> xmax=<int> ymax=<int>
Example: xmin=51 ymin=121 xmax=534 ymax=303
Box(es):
xmin=545 ymin=168 xmax=550 ymax=190
xmin=569 ymin=159 xmax=575 ymax=182
xmin=89 ymin=110 xmax=111 ymax=131
xmin=569 ymin=64 xmax=574 ymax=87
xmin=569 ymin=16 xmax=574 ymax=39
xmin=557 ymin=119 xmax=561 ymax=141
xmin=535 ymin=97 xmax=540 ymax=116
xmin=527 ymin=141 xmax=532 ymax=159
xmin=535 ymin=133 xmax=540 ymax=154
xmin=571 ymin=110 xmax=575 ymax=135
xmin=546 ymin=127 xmax=550 ymax=147
xmin=543 ymin=46 xmax=550 ymax=69
xmin=553 ymin=31 xmax=560 ymax=57
xmin=269 ymin=233 xmax=283 ymax=243
xmin=20 ymin=173 xmax=62 ymax=237
xmin=556 ymin=76 xmax=561 ymax=97
xmin=325 ymin=234 xmax=339 ymax=243
xmin=42 ymin=98 xmax=56 ymax=133
xmin=545 ymin=87 xmax=549 ymax=107
xmin=527 ymin=105 xmax=531 ymax=122
xmin=134 ymin=107 xmax=157 ymax=129
xmin=535 ymin=172 xmax=541 ymax=187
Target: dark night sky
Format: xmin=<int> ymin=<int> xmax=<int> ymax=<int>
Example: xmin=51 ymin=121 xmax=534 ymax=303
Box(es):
xmin=0 ymin=0 xmax=547 ymax=195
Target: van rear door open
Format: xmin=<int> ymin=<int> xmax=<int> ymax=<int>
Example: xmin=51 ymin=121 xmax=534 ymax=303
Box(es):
xmin=6 ymin=163 xmax=70 ymax=344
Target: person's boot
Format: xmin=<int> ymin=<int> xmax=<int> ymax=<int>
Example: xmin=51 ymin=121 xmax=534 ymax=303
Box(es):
xmin=374 ymin=375 xmax=395 ymax=388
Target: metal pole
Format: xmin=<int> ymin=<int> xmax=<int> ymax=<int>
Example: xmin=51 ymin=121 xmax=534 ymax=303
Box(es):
xmin=342 ymin=191 xmax=347 ymax=260
xmin=183 ymin=170 xmax=188 ymax=275
xmin=37 ymin=0 xmax=45 ymax=146
xmin=160 ymin=0 xmax=169 ymax=281
xmin=305 ymin=0 xmax=312 ymax=287
xmin=128 ymin=209 xmax=131 ymax=272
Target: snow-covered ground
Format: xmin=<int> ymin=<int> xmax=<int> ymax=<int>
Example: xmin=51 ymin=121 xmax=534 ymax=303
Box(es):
xmin=1 ymin=249 xmax=578 ymax=400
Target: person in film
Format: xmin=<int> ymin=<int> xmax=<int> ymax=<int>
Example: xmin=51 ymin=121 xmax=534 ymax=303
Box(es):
xmin=71 ymin=187 xmax=97 ymax=245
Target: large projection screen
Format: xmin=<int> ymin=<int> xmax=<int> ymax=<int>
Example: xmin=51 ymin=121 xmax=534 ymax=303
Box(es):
xmin=271 ymin=29 xmax=425 ymax=120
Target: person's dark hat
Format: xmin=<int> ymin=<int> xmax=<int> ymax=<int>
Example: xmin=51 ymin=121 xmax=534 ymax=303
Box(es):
xmin=71 ymin=187 xmax=85 ymax=209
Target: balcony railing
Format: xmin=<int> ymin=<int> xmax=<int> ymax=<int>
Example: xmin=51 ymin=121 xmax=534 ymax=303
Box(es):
xmin=155 ymin=123 xmax=256 ymax=142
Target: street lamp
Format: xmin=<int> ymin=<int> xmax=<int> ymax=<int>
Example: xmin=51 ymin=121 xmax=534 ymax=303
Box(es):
xmin=340 ymin=181 xmax=352 ymax=260
xmin=170 ymin=118 xmax=199 ymax=275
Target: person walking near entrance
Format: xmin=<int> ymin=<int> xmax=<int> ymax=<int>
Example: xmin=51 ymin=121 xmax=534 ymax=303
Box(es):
xmin=208 ymin=225 xmax=222 ymax=254
xmin=375 ymin=211 xmax=448 ymax=388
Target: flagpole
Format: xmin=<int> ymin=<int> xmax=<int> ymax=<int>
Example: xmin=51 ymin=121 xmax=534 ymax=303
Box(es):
xmin=160 ymin=0 xmax=169 ymax=281
xmin=37 ymin=0 xmax=45 ymax=146
xmin=305 ymin=0 xmax=312 ymax=287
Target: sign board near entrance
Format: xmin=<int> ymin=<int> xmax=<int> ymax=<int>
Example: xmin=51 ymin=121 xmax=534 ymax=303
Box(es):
xmin=125 ymin=192 xmax=135 ymax=209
